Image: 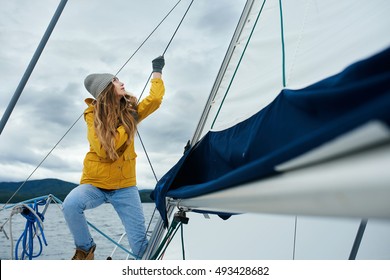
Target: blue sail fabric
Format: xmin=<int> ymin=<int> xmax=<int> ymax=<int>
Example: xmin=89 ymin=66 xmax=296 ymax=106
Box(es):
xmin=151 ymin=47 xmax=390 ymax=227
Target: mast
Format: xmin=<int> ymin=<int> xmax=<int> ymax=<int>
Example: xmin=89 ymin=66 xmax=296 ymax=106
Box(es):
xmin=0 ymin=0 xmax=68 ymax=135
xmin=190 ymin=0 xmax=255 ymax=145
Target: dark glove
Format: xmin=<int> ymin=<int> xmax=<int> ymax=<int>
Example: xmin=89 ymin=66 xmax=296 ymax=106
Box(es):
xmin=152 ymin=55 xmax=165 ymax=73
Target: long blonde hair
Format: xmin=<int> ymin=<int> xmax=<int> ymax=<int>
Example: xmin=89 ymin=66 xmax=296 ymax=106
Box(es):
xmin=94 ymin=83 xmax=138 ymax=161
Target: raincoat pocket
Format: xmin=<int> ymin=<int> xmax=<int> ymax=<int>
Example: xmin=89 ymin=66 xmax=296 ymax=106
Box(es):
xmin=83 ymin=158 xmax=110 ymax=179
xmin=122 ymin=152 xmax=137 ymax=179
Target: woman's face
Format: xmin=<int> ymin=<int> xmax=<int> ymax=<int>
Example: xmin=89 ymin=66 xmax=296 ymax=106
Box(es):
xmin=112 ymin=77 xmax=126 ymax=98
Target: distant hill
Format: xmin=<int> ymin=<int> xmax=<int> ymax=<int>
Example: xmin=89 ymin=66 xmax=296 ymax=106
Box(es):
xmin=0 ymin=178 xmax=154 ymax=203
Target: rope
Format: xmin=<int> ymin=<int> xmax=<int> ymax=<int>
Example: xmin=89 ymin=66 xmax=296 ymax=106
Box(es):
xmin=0 ymin=195 xmax=61 ymax=259
xmin=14 ymin=200 xmax=48 ymax=260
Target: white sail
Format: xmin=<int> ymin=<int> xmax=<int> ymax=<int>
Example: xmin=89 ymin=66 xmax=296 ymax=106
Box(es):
xmin=196 ymin=0 xmax=390 ymax=136
xmin=147 ymin=0 xmax=390 ymax=260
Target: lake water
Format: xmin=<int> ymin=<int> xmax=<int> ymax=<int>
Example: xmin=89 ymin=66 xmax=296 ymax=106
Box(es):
xmin=0 ymin=202 xmax=158 ymax=260
xmin=2 ymin=201 xmax=390 ymax=260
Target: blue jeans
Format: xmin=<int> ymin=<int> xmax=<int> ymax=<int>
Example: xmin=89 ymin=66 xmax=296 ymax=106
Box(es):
xmin=62 ymin=184 xmax=148 ymax=259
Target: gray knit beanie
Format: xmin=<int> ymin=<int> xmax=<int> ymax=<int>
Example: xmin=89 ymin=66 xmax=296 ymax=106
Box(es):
xmin=84 ymin=73 xmax=115 ymax=99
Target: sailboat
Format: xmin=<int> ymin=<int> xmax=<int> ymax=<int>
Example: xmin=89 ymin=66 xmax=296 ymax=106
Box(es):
xmin=144 ymin=0 xmax=390 ymax=260
xmin=1 ymin=0 xmax=390 ymax=261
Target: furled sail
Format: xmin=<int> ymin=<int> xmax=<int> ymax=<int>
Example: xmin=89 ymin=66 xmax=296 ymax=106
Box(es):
xmin=151 ymin=0 xmax=390 ymax=226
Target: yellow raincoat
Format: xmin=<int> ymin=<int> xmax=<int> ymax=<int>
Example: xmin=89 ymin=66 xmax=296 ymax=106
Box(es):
xmin=80 ymin=78 xmax=165 ymax=189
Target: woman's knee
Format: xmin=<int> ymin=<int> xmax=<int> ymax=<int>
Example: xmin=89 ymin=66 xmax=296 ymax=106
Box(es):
xmin=62 ymin=192 xmax=79 ymax=217
xmin=63 ymin=184 xmax=104 ymax=215
xmin=62 ymin=185 xmax=87 ymax=215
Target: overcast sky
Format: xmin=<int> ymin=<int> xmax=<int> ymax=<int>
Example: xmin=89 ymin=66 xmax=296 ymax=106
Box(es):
xmin=0 ymin=0 xmax=246 ymax=187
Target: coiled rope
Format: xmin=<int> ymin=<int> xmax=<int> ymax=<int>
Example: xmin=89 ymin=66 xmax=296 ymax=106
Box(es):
xmin=0 ymin=195 xmax=63 ymax=260
xmin=14 ymin=200 xmax=48 ymax=260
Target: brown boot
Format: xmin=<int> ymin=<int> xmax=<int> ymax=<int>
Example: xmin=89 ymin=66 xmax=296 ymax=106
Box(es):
xmin=71 ymin=245 xmax=96 ymax=260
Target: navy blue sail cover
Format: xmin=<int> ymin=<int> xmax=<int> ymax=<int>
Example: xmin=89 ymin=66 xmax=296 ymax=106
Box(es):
xmin=151 ymin=47 xmax=390 ymax=227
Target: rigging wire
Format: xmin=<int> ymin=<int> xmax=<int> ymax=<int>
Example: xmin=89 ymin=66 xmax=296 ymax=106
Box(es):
xmin=162 ymin=0 xmax=194 ymax=56
xmin=1 ymin=112 xmax=84 ymax=211
xmin=292 ymin=215 xmax=298 ymax=260
xmin=349 ymin=219 xmax=368 ymax=260
xmin=137 ymin=131 xmax=159 ymax=182
xmin=278 ymin=0 xmax=286 ymax=87
xmin=211 ymin=0 xmax=267 ymax=129
xmin=210 ymin=0 xmax=288 ymax=128
xmin=115 ymin=0 xmax=183 ymax=76
xmin=180 ymin=223 xmax=186 ymax=259
xmin=136 ymin=0 xmax=195 ymax=102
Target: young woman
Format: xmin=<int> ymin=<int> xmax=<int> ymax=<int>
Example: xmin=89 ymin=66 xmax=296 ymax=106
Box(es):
xmin=62 ymin=56 xmax=165 ymax=260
